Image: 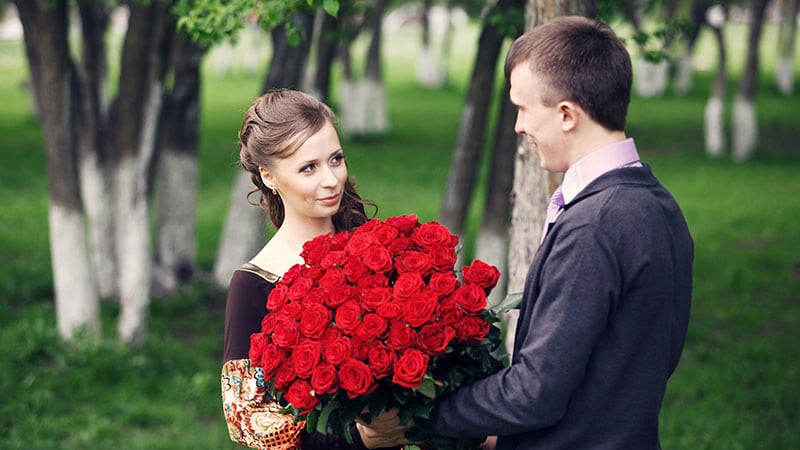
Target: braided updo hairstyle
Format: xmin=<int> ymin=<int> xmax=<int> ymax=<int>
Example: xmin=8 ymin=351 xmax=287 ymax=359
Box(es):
xmin=238 ymin=89 xmax=375 ymax=231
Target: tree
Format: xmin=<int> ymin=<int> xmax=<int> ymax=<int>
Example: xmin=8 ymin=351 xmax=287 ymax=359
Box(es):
xmin=703 ymin=4 xmax=727 ymax=158
xmin=438 ymin=0 xmax=524 ymax=249
xmin=775 ymin=0 xmax=798 ymax=95
xmin=504 ymin=0 xmax=596 ymax=352
xmin=16 ymin=0 xmax=208 ymax=343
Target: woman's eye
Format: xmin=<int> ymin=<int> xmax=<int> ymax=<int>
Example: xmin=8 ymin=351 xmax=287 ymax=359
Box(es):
xmin=331 ymin=154 xmax=344 ymax=165
xmin=300 ymin=164 xmax=315 ymax=173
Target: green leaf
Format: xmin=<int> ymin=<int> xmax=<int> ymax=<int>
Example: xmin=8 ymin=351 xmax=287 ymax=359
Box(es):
xmin=316 ymin=399 xmax=340 ymax=434
xmin=415 ymin=377 xmax=437 ymax=399
xmin=490 ymin=292 xmax=523 ymax=314
xmin=306 ymin=408 xmax=320 ymax=433
xmin=322 ymin=0 xmax=339 ymax=18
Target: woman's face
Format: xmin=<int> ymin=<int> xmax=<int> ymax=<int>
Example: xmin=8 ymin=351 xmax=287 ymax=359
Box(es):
xmin=260 ymin=122 xmax=348 ymax=225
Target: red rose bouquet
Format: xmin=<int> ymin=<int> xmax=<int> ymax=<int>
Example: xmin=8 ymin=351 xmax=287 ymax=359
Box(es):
xmin=249 ymin=214 xmax=506 ymax=449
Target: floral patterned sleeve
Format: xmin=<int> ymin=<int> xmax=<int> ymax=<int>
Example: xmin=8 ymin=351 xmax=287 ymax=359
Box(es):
xmin=221 ymin=358 xmax=305 ymax=450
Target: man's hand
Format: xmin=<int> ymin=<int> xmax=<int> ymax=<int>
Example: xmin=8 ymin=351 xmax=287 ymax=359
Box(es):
xmin=355 ymin=408 xmax=412 ymax=449
xmin=479 ymin=435 xmax=497 ymax=450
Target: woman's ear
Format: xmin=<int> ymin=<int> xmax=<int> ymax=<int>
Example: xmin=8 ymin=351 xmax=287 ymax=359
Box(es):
xmin=259 ymin=167 xmax=276 ymax=191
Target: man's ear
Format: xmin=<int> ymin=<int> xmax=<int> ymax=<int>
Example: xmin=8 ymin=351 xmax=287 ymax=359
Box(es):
xmin=558 ymin=101 xmax=580 ymax=132
xmin=259 ymin=166 xmax=275 ymax=190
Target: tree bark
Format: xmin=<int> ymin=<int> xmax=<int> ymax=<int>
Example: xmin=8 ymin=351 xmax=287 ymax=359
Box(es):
xmin=732 ymin=0 xmax=768 ymax=162
xmin=213 ymin=15 xmax=314 ymax=288
xmin=775 ymin=0 xmax=799 ymax=95
xmin=112 ymin=0 xmax=174 ymax=344
xmin=475 ymin=80 xmax=517 ymax=306
xmin=704 ymin=16 xmax=727 ymax=158
xmin=439 ymin=0 xmax=518 ymax=242
xmin=308 ymin=10 xmax=339 ymax=103
xmin=14 ymin=0 xmax=100 ymax=339
xmin=505 ymin=0 xmax=596 ymax=352
xmin=674 ymin=0 xmax=711 ymax=95
xmin=154 ymin=35 xmax=206 ymax=294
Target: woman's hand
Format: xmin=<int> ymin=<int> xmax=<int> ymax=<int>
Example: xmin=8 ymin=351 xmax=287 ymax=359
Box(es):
xmin=355 ymin=408 xmax=412 ymax=449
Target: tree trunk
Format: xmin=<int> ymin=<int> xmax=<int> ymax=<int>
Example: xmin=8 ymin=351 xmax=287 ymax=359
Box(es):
xmin=674 ymin=0 xmax=711 ymax=95
xmin=439 ymin=0 xmax=518 ymax=243
xmin=75 ymin=1 xmax=118 ymax=300
xmin=14 ymin=0 xmax=100 ymax=339
xmin=213 ymin=16 xmax=313 ymax=288
xmin=704 ymin=15 xmax=727 ymax=158
xmin=362 ymin=0 xmax=389 ymax=134
xmin=154 ymin=35 xmax=206 ymax=294
xmin=505 ymin=0 xmax=596 ymax=353
xmin=112 ymin=1 xmax=174 ymax=344
xmin=732 ymin=0 xmax=768 ymax=162
xmin=775 ymin=0 xmax=799 ymax=95
xmin=307 ymin=10 xmax=339 ymax=103
xmin=475 ymin=80 xmax=517 ymax=306
xmin=416 ymin=0 xmax=448 ymax=88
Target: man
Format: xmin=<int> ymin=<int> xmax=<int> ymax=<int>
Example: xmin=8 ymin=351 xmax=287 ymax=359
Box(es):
xmin=412 ymin=16 xmax=694 ymax=449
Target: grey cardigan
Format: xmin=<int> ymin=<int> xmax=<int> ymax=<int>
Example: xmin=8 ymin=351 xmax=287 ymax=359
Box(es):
xmin=417 ymin=164 xmax=693 ymax=449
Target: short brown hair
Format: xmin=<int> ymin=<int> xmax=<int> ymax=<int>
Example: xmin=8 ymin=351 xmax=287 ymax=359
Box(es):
xmin=504 ymin=16 xmax=632 ymax=131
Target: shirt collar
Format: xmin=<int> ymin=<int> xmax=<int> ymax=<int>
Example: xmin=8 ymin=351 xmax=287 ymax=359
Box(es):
xmin=561 ymin=138 xmax=640 ymax=204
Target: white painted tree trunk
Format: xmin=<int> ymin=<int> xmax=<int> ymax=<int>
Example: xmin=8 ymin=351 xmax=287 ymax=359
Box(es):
xmin=732 ymin=95 xmax=758 ymax=163
xmin=117 ymin=85 xmax=160 ymax=344
xmin=634 ymin=57 xmax=669 ymax=98
xmin=213 ymin=169 xmax=267 ymax=287
xmin=50 ymin=204 xmax=100 ymax=339
xmin=475 ymin=227 xmax=509 ymax=306
xmin=339 ymin=79 xmax=389 ymax=136
xmin=416 ymin=47 xmax=447 ymax=88
xmin=674 ymin=50 xmax=694 ymax=95
xmin=80 ymin=152 xmax=118 ymax=299
xmin=776 ymin=56 xmax=795 ymax=95
xmin=155 ymin=150 xmax=197 ymax=292
xmin=703 ymin=95 xmax=725 ymax=158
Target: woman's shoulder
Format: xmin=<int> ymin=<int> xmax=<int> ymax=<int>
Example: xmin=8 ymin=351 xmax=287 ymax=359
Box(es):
xmin=237 ymin=262 xmax=281 ymax=284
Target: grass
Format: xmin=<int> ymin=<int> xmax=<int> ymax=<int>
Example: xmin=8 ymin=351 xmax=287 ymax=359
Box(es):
xmin=1 ymin=19 xmax=799 ymax=449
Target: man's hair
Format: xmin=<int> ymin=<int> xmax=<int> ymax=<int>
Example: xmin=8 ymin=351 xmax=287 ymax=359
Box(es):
xmin=504 ymin=16 xmax=632 ymax=131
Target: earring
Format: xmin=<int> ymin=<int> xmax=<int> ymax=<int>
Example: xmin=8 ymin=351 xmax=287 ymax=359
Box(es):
xmin=271 ymin=188 xmax=277 ymax=195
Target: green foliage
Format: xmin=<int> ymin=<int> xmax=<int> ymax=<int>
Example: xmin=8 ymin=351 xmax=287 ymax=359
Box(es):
xmin=174 ymin=0 xmax=339 ymax=47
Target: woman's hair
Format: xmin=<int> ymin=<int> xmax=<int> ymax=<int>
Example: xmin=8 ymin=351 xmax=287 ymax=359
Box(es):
xmin=504 ymin=16 xmax=632 ymax=131
xmin=238 ymin=89 xmax=376 ymax=231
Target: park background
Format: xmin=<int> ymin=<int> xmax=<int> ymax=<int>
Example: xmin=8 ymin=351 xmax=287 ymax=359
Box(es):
xmin=1 ymin=2 xmax=799 ymax=449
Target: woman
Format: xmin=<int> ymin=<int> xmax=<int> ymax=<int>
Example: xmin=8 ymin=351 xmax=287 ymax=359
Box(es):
xmin=221 ymin=90 xmax=408 ymax=450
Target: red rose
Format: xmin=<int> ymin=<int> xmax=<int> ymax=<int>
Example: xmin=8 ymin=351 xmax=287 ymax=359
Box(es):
xmin=311 ymin=363 xmax=338 ymax=395
xmin=412 ymin=222 xmax=455 ymax=249
xmin=301 ymin=264 xmax=324 ymax=280
xmin=259 ymin=343 xmax=286 ymax=379
xmin=417 ymin=323 xmax=456 ymax=356
xmin=376 ymin=301 xmax=403 ymax=320
xmin=393 ymin=272 xmax=424 ymax=300
xmin=321 ymin=250 xmax=347 ymax=269
xmin=303 ymin=287 xmax=328 ymax=305
xmin=343 ymin=257 xmax=371 ymax=283
xmin=299 ymin=302 xmax=332 ymax=339
xmin=429 ymin=272 xmax=459 ymax=296
xmin=349 ymin=335 xmax=373 ymax=361
xmin=288 ymin=277 xmax=314 ymax=301
xmin=452 ymin=284 xmax=487 ymax=314
xmin=272 ymin=319 xmax=300 ymax=349
xmin=385 ymin=214 xmax=419 ymax=234
xmin=355 ymin=218 xmax=381 ymax=233
xmin=292 ymin=339 xmax=323 ymax=379
xmin=318 ymin=268 xmax=347 ymax=290
xmin=396 ymin=251 xmax=433 ymax=275
xmin=285 ymin=380 xmax=318 ymax=414
xmin=454 ymin=315 xmax=491 ymax=345
xmin=338 ymin=358 xmax=376 ymax=399
xmin=356 ymin=273 xmax=389 ymax=290
xmin=326 ymin=284 xmax=357 ymax=308
xmin=429 ymin=246 xmax=458 ymax=272
xmin=323 ymin=335 xmax=352 ymax=365
xmin=282 ymin=301 xmax=303 ymax=319
xmin=437 ymin=298 xmax=463 ymax=325
xmin=362 ymin=287 xmax=393 ymax=311
xmin=261 ymin=313 xmax=278 ymax=335
xmin=301 ymin=234 xmax=332 ymax=265
xmin=355 ymin=313 xmax=388 ymax=340
xmin=248 ymin=332 xmax=266 ymax=366
xmin=367 ymin=343 xmax=396 ymax=379
xmin=345 ymin=232 xmax=376 ymax=256
xmin=372 ymin=223 xmax=400 ymax=245
xmin=403 ymin=290 xmax=438 ymax=327
xmin=281 ymin=264 xmax=304 ymax=285
xmin=329 ymin=230 xmax=351 ymax=249
xmin=387 ymin=322 xmax=417 ymax=351
xmin=462 ymin=260 xmax=501 ymax=291
xmin=392 ymin=349 xmax=430 ymax=389
xmin=274 ymin=360 xmax=296 ymax=391
xmin=267 ymin=284 xmax=289 ymax=312
xmin=387 ymin=237 xmax=413 ymax=255
xmin=335 ymin=300 xmax=363 ymax=334
xmin=362 ymin=244 xmax=393 ymax=273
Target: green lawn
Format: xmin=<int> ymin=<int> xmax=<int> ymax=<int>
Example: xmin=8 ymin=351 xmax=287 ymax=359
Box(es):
xmin=1 ymin=20 xmax=799 ymax=449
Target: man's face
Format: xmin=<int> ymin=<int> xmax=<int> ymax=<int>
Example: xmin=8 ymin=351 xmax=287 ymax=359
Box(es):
xmin=509 ymin=66 xmax=569 ymax=173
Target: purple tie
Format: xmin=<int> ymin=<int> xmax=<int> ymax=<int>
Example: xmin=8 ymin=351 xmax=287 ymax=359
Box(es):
xmin=541 ymin=186 xmax=564 ymax=243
